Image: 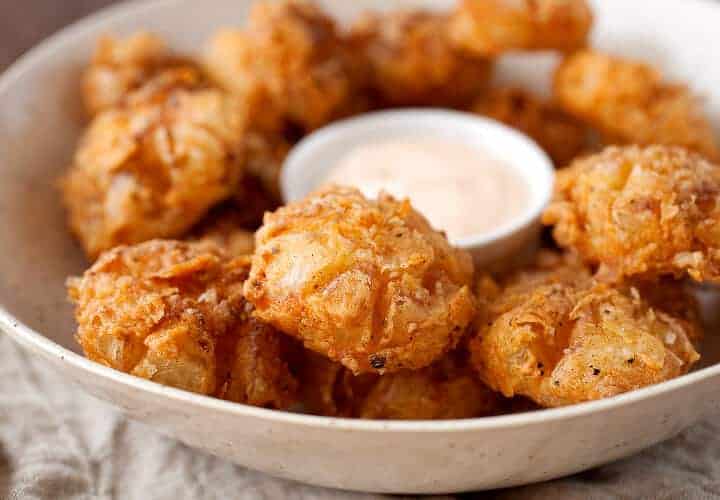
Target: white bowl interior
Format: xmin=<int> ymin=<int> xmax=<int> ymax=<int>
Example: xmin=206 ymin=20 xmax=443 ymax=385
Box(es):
xmin=281 ymin=109 xmax=555 ymax=248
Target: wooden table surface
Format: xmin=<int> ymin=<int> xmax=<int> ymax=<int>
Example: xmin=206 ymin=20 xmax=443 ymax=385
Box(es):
xmin=0 ymin=0 xmax=116 ymax=69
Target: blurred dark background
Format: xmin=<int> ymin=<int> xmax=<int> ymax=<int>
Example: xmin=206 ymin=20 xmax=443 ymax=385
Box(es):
xmin=0 ymin=0 xmax=115 ymax=69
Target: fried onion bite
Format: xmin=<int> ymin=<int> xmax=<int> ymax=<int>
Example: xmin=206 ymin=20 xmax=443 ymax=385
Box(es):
xmin=204 ymin=0 xmax=364 ymax=131
xmin=469 ymin=251 xmax=701 ymax=407
xmin=67 ymin=240 xmax=297 ymax=408
xmin=82 ymin=32 xmax=201 ymax=117
xmin=543 ymin=145 xmax=720 ymax=282
xmin=297 ymin=350 xmax=501 ymax=419
xmin=450 ymin=0 xmax=592 ymax=56
xmin=348 ymin=10 xmax=492 ymax=108
xmin=244 ymin=186 xmax=476 ymax=375
xmin=554 ymin=50 xmax=719 ymax=160
xmin=471 ymin=87 xmax=592 ymax=166
xmin=62 ymin=75 xmax=246 ymax=260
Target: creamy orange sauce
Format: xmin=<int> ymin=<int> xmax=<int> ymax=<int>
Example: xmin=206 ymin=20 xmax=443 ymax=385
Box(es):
xmin=323 ymin=138 xmax=530 ymax=241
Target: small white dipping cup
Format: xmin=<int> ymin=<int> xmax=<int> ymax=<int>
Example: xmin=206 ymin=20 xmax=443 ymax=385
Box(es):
xmin=281 ymin=109 xmax=555 ymax=268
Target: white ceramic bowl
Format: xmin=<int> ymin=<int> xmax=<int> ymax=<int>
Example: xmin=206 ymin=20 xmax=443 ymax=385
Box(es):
xmin=2 ymin=0 xmax=720 ymax=494
xmin=281 ymin=109 xmax=554 ymax=267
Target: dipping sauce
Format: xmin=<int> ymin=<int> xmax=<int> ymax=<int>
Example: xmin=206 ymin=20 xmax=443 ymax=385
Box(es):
xmin=323 ymin=138 xmax=531 ymax=241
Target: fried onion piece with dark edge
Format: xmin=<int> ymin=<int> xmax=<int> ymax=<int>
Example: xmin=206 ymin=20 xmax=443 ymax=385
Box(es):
xmin=297 ymin=350 xmax=502 ymax=420
xmin=204 ymin=0 xmax=365 ymax=131
xmin=358 ymin=353 xmax=503 ymax=420
xmin=450 ymin=0 xmax=592 ymax=56
xmin=62 ymin=75 xmax=246 ymax=260
xmin=296 ymin=351 xmax=378 ymax=417
xmin=348 ymin=10 xmax=492 ymax=108
xmin=470 ymin=252 xmax=701 ymax=408
xmin=543 ymin=145 xmax=720 ymax=282
xmin=554 ymin=50 xmax=719 ymax=160
xmin=68 ymin=240 xmax=297 ymax=409
xmin=82 ymin=32 xmax=202 ymax=116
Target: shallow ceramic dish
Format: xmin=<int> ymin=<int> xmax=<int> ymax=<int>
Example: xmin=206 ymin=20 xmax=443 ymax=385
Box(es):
xmin=1 ymin=0 xmax=720 ymax=494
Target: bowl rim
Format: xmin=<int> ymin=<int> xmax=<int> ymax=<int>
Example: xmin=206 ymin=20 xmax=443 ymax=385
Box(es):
xmin=1 ymin=0 xmax=720 ymax=433
xmin=280 ymin=108 xmax=555 ymax=249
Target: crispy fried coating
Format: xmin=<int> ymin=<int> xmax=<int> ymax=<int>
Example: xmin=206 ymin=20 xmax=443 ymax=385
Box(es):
xmin=244 ymin=186 xmax=476 ymax=375
xmin=543 ymin=145 xmax=720 ymax=282
xmin=554 ymin=50 xmax=719 ymax=160
xmin=477 ymin=250 xmax=592 ymax=316
xmin=62 ymin=77 xmax=246 ymax=260
xmin=190 ymin=206 xmax=256 ymax=256
xmin=297 ymin=350 xmax=500 ymax=419
xmin=204 ymin=0 xmax=363 ymax=130
xmin=470 ymin=253 xmax=701 ymax=407
xmin=82 ymin=32 xmax=201 ymax=116
xmin=635 ymin=280 xmax=702 ymax=335
xmin=348 ymin=10 xmax=492 ymax=108
xmin=357 ymin=353 xmax=502 ymax=420
xmin=215 ymin=315 xmax=298 ymax=408
xmin=67 ymin=240 xmax=297 ymax=408
xmin=450 ymin=0 xmax=592 ymax=55
xmin=471 ymin=88 xmax=591 ymax=166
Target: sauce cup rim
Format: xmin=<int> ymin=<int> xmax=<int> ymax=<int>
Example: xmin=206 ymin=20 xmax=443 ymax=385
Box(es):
xmin=280 ymin=108 xmax=555 ymax=255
